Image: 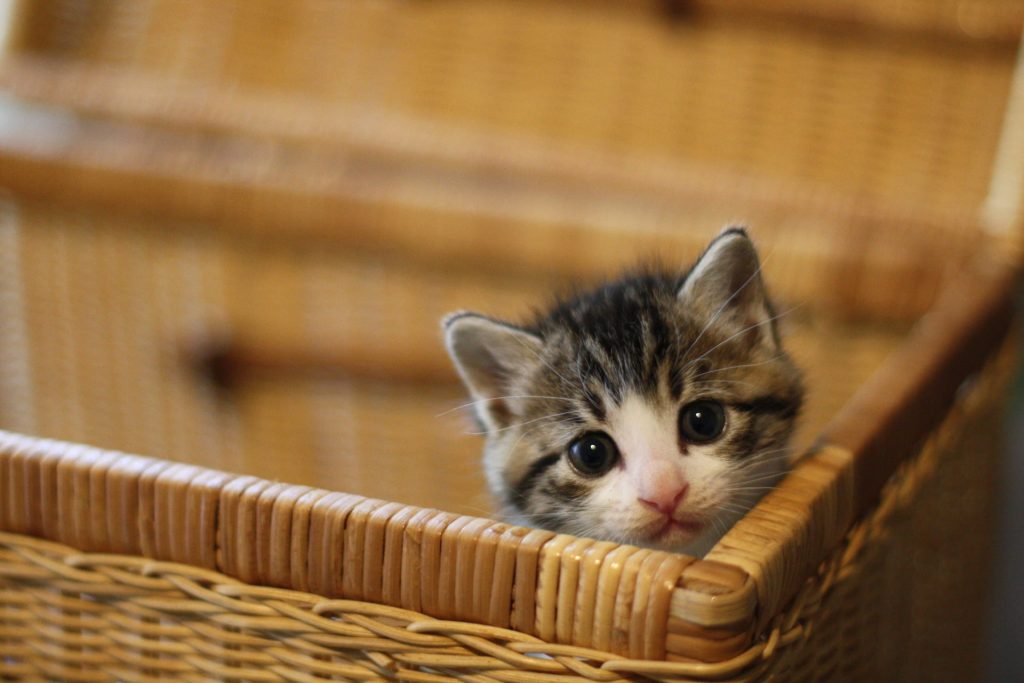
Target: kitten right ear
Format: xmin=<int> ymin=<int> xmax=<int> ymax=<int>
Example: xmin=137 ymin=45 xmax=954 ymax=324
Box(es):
xmin=443 ymin=312 xmax=543 ymax=432
xmin=678 ymin=227 xmax=778 ymax=348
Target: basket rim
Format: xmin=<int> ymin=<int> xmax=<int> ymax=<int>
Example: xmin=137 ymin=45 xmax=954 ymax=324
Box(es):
xmin=0 ymin=256 xmax=1016 ymax=667
xmin=706 ymin=254 xmax=1018 ymax=624
xmin=0 ymin=428 xmax=759 ymax=664
xmin=0 ymin=50 xmax=1018 ymax=666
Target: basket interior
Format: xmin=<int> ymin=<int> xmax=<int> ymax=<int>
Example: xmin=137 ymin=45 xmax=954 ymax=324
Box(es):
xmin=5 ymin=201 xmax=918 ymax=518
xmin=0 ymin=0 xmax=1013 ymax=522
xmin=0 ymin=3 xmax=1020 ymax=678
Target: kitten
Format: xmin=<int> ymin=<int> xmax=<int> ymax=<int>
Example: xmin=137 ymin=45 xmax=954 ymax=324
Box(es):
xmin=443 ymin=228 xmax=803 ymax=555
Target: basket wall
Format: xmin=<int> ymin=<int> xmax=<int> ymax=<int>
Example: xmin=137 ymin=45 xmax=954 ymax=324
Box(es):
xmin=2 ymin=1 xmax=1008 ymax=490
xmin=0 ymin=2 xmax=1020 ymax=679
xmin=6 ymin=0 xmax=1021 ymax=214
xmin=773 ymin=345 xmax=1009 ymax=681
xmin=0 ymin=199 xmax=912 ymax=516
xmin=0 ymin=327 xmax=1014 ymax=682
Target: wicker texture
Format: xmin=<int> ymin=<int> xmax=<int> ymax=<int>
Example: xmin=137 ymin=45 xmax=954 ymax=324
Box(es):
xmin=773 ymin=345 xmax=1008 ymax=681
xmin=706 ymin=257 xmax=1017 ymax=624
xmin=6 ymin=0 xmax=1021 ymax=213
xmin=0 ymin=325 xmax=1014 ymax=681
xmin=0 ymin=200 xmax=918 ymax=516
xmin=0 ymin=46 xmax=998 ymax=505
xmin=0 ymin=2 xmax=1021 ymax=680
xmin=0 ymin=429 xmax=761 ymax=671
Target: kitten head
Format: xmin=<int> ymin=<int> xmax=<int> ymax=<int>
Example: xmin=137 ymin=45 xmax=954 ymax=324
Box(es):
xmin=443 ymin=228 xmax=804 ymax=555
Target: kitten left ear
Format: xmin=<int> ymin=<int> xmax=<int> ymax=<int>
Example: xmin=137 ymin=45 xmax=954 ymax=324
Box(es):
xmin=443 ymin=312 xmax=544 ymax=432
xmin=678 ymin=227 xmax=778 ymax=347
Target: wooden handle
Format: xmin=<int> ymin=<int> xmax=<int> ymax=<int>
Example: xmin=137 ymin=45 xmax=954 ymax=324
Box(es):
xmin=187 ymin=335 xmax=460 ymax=391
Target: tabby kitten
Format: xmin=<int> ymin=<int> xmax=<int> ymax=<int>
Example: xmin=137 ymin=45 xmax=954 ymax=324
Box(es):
xmin=443 ymin=228 xmax=803 ymax=555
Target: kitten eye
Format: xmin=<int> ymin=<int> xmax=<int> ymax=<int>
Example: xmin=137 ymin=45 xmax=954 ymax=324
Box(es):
xmin=679 ymin=400 xmax=726 ymax=443
xmin=567 ymin=432 xmax=619 ymax=476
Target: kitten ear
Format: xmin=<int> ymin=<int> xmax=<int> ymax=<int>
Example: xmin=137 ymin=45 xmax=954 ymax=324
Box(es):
xmin=678 ymin=227 xmax=777 ymax=347
xmin=443 ymin=312 xmax=543 ymax=431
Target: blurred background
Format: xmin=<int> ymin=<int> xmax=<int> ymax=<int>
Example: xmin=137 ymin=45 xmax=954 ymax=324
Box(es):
xmin=0 ymin=1 xmax=1021 ymax=678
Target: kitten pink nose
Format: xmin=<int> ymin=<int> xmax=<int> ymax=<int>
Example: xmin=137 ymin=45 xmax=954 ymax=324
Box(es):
xmin=638 ymin=484 xmax=689 ymax=516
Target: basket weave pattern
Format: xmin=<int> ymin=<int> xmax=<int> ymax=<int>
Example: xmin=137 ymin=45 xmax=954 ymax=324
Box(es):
xmin=0 ymin=334 xmax=1012 ymax=681
xmin=9 ymin=0 xmax=1020 ymax=211
xmin=0 ymin=2 xmax=1020 ymax=679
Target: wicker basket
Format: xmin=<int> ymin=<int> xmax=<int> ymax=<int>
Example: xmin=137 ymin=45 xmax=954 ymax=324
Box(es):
xmin=1 ymin=1 xmax=1023 ymax=680
xmin=0 ymin=270 xmax=1017 ymax=680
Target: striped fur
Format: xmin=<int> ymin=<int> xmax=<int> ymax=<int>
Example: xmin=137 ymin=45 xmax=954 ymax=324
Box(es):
xmin=444 ymin=228 xmax=804 ymax=555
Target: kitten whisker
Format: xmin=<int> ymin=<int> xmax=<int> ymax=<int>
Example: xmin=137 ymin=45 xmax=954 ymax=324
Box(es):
xmin=690 ymin=354 xmax=788 ymax=378
xmin=680 ymin=245 xmax=775 ymax=365
xmin=713 ymin=502 xmax=760 ymax=517
xmin=713 ymin=501 xmax=753 ymax=512
xmin=729 ymin=472 xmax=789 ymax=486
xmin=507 ymin=425 xmax=543 ymax=454
xmin=720 ymin=462 xmax=790 ymax=483
xmin=688 ymin=378 xmax=759 ymax=390
xmin=710 ymin=516 xmax=729 ymax=539
xmin=723 ymin=485 xmax=783 ymax=493
xmin=435 ymin=394 xmax=577 ymax=418
xmin=684 ymin=304 xmax=803 ymax=372
xmin=494 ymin=425 xmax=547 ymax=478
xmin=510 ymin=333 xmax=580 ymax=394
xmin=723 ymin=447 xmax=791 ymax=467
xmin=738 ymin=456 xmax=793 ymax=470
xmin=573 ymin=355 xmax=588 ymax=403
xmin=730 ymin=457 xmax=793 ymax=473
xmin=468 ymin=409 xmax=581 ymax=436
xmin=729 ymin=464 xmax=790 ymax=481
xmin=727 ymin=448 xmax=793 ymax=468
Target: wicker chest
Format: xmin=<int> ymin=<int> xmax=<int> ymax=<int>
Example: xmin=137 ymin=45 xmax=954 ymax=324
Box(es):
xmin=0 ymin=1 xmax=1022 ymax=680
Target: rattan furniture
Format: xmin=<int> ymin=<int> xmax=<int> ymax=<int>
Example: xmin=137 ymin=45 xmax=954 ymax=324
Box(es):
xmin=1 ymin=1 xmax=1023 ymax=680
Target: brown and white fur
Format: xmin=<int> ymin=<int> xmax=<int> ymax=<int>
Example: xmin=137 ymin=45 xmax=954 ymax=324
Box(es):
xmin=443 ymin=228 xmax=804 ymax=555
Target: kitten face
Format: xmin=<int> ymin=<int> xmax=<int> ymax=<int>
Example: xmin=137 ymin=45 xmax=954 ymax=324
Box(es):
xmin=444 ymin=228 xmax=803 ymax=555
